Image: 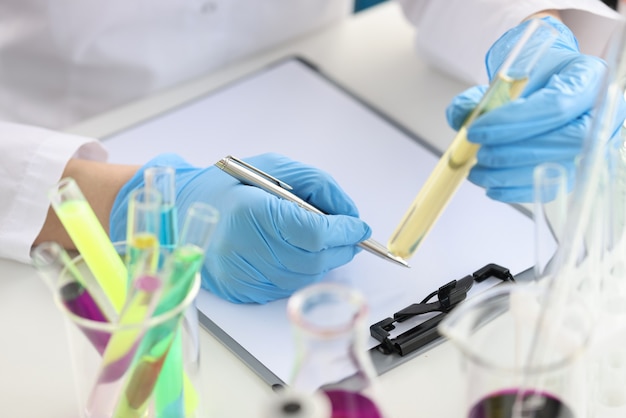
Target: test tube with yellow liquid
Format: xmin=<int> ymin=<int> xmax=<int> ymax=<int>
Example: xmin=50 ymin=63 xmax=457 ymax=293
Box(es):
xmin=49 ymin=178 xmax=128 ymax=313
xmin=388 ymin=19 xmax=558 ymax=260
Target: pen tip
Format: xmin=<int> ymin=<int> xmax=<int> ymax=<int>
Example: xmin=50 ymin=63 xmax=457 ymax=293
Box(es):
xmin=390 ymin=254 xmax=410 ymax=268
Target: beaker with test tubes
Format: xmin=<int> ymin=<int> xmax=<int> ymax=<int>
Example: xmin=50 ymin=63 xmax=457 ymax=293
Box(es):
xmin=438 ymin=283 xmax=592 ymax=418
xmin=286 ymin=282 xmax=387 ymax=418
xmin=387 ymin=18 xmax=559 ymax=260
xmin=41 ymin=173 xmax=218 ymax=417
xmin=43 ymin=241 xmax=205 ymax=417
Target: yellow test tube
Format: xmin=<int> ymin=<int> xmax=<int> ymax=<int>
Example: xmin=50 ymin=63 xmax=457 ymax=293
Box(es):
xmin=49 ymin=178 xmax=128 ymax=313
xmin=388 ymin=19 xmax=558 ymax=260
xmin=125 ymin=187 xmax=161 ymax=276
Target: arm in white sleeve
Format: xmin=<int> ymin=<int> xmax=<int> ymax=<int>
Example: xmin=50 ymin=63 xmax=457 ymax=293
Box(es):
xmin=397 ymin=0 xmax=623 ymax=84
xmin=0 ymin=122 xmax=107 ymax=263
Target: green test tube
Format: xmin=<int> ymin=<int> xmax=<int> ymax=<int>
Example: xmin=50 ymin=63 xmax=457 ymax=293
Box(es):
xmin=156 ymin=203 xmax=219 ymax=416
xmin=114 ymin=203 xmax=219 ymax=417
xmin=86 ymin=268 xmax=163 ymax=417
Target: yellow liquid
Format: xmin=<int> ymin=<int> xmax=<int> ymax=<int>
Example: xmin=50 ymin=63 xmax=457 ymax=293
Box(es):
xmin=102 ymin=278 xmax=160 ymax=366
xmin=127 ymin=233 xmax=160 ymax=276
xmin=388 ymin=74 xmax=528 ymax=259
xmin=56 ymin=200 xmax=128 ymax=313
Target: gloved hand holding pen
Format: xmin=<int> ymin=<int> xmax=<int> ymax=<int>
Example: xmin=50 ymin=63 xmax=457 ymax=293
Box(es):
xmin=446 ymin=16 xmax=626 ymax=203
xmin=110 ymin=153 xmax=372 ymax=304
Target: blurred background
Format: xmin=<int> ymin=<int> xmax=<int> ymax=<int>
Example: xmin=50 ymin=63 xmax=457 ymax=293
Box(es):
xmin=355 ymin=0 xmax=387 ymax=12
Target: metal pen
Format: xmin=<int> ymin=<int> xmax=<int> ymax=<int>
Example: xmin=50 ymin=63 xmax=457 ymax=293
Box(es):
xmin=215 ymin=155 xmax=409 ymax=268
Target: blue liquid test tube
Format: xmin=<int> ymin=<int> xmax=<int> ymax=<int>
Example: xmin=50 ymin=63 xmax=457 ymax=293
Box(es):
xmin=144 ymin=166 xmax=178 ymax=252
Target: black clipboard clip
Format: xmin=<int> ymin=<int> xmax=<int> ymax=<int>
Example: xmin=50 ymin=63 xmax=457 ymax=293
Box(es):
xmin=369 ymin=263 xmax=515 ymax=356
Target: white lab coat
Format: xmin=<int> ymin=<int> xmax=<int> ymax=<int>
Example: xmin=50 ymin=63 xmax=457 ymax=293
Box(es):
xmin=0 ymin=0 xmax=621 ymax=263
xmin=0 ymin=0 xmax=352 ymax=129
xmin=397 ymin=0 xmax=622 ymax=85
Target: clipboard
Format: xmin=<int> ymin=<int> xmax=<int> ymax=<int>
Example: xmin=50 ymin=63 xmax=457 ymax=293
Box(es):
xmin=101 ymin=56 xmax=535 ymax=388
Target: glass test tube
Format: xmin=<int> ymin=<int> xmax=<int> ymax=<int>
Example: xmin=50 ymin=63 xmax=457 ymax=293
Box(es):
xmin=116 ymin=203 xmax=219 ymax=417
xmin=387 ymin=19 xmax=559 ymax=260
xmin=144 ymin=166 xmax=179 ymax=251
xmin=85 ymin=186 xmax=163 ymax=418
xmin=153 ymin=203 xmax=218 ymax=417
xmin=86 ymin=273 xmax=163 ymax=417
xmin=126 ymin=187 xmax=162 ymax=277
xmin=533 ymin=163 xmax=568 ymax=282
xmin=32 ymin=242 xmax=112 ymax=353
xmin=49 ymin=178 xmax=128 ymax=313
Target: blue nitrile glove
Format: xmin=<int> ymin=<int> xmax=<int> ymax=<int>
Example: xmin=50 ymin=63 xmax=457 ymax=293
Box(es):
xmin=110 ymin=153 xmax=372 ymax=304
xmin=446 ymin=16 xmax=626 ymax=203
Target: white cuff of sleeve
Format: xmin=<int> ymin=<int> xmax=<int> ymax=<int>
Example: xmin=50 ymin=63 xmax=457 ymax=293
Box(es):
xmin=0 ymin=125 xmax=107 ymax=263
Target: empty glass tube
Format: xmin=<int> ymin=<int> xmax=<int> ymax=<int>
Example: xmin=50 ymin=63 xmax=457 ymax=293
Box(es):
xmin=387 ymin=19 xmax=559 ymax=260
xmin=533 ymin=162 xmax=568 ymax=282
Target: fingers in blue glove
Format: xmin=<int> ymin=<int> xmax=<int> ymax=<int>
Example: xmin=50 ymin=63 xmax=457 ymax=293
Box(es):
xmin=112 ymin=152 xmax=372 ymax=305
xmin=485 ymin=17 xmax=580 ymax=80
xmin=469 ymin=158 xmax=576 ymax=189
xmin=240 ymin=153 xmax=360 ymax=217
xmin=446 ymin=85 xmax=488 ymax=131
xmin=468 ymin=57 xmax=607 ymax=145
xmin=475 ymin=116 xmax=589 ymax=169
xmin=441 ymin=15 xmax=622 ymax=204
xmin=202 ymin=190 xmax=371 ymax=304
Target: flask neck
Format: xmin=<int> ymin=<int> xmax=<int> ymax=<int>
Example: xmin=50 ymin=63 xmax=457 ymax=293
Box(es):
xmin=287 ymin=283 xmax=385 ymax=418
xmin=290 ymin=327 xmax=375 ymax=393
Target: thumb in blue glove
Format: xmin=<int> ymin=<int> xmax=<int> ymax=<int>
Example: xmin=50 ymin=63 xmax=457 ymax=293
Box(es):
xmin=110 ymin=153 xmax=372 ymax=304
xmin=446 ymin=16 xmax=626 ymax=203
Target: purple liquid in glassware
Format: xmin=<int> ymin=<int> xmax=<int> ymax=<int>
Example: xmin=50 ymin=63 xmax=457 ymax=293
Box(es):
xmin=61 ymin=281 xmax=109 ymax=354
xmin=324 ymin=389 xmax=382 ymax=418
xmin=468 ymin=389 xmax=575 ymax=418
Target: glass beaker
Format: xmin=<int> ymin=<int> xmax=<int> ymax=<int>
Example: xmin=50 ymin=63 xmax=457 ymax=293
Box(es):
xmin=439 ymin=283 xmax=592 ymax=418
xmin=287 ymin=282 xmax=386 ymax=418
xmin=50 ymin=242 xmax=204 ymax=418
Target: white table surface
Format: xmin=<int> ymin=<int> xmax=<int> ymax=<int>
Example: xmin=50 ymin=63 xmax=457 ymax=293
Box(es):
xmin=0 ymin=3 xmax=474 ymax=417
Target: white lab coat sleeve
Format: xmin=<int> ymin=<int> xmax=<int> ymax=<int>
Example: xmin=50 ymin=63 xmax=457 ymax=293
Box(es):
xmin=0 ymin=122 xmax=107 ymax=263
xmin=396 ymin=0 xmax=623 ymax=85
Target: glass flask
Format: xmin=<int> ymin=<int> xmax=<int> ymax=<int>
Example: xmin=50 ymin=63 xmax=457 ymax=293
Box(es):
xmin=439 ymin=283 xmax=592 ymax=418
xmin=287 ymin=282 xmax=386 ymax=418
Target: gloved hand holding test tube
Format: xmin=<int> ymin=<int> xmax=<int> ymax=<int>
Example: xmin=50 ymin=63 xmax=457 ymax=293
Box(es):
xmin=387 ymin=18 xmax=559 ymax=260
